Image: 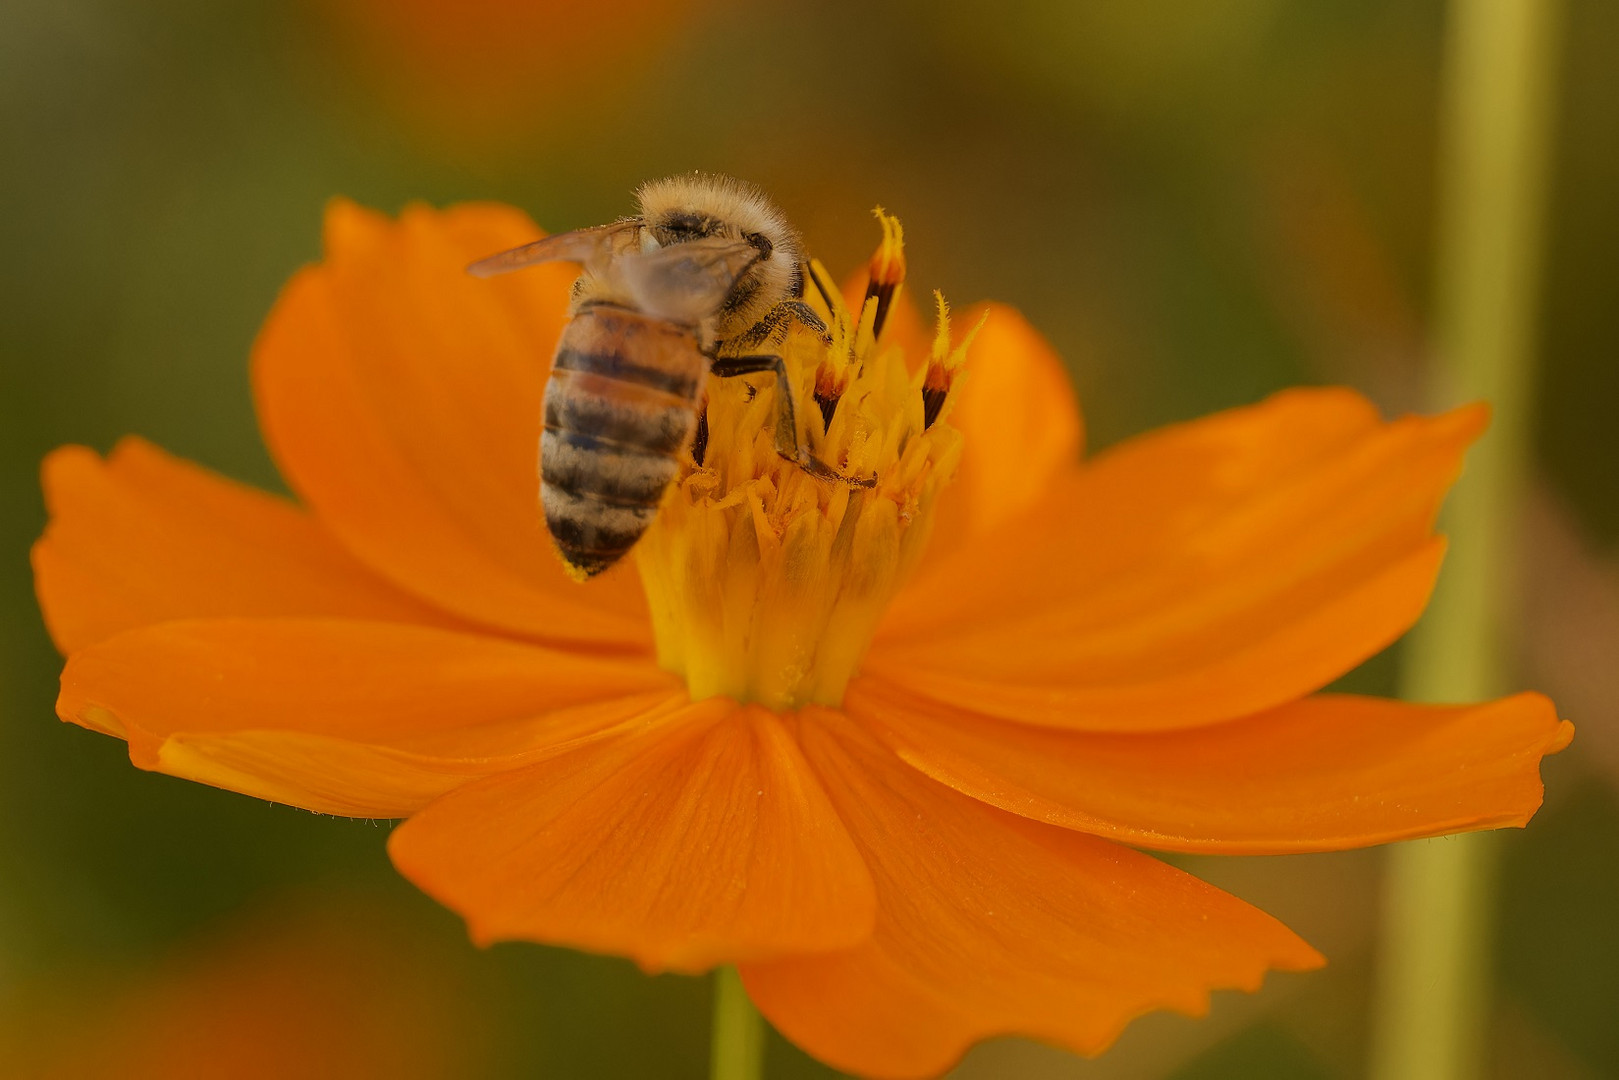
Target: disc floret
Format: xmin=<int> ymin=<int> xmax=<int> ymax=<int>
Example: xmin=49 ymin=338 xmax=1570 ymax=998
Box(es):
xmin=636 ymin=213 xmax=974 ymax=709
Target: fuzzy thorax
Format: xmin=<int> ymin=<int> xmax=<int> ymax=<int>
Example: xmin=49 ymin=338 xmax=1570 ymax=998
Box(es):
xmin=635 ymin=213 xmax=971 ymax=710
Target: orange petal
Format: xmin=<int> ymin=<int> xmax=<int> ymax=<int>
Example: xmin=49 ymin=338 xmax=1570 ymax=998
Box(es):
xmin=849 ymin=679 xmax=1574 ymax=854
xmin=874 ymin=389 xmax=1485 ymax=731
xmin=32 ymin=439 xmax=445 ymax=655
xmin=741 ymin=710 xmax=1321 ymax=1079
xmin=57 ymin=617 xmax=678 ymax=816
xmin=924 ymin=302 xmax=1083 ymax=560
xmin=252 ymin=200 xmax=649 ymax=650
xmin=387 ymin=702 xmax=875 ymax=973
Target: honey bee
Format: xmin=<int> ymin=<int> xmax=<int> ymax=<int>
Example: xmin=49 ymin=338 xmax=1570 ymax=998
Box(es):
xmin=469 ymin=174 xmax=857 ymax=579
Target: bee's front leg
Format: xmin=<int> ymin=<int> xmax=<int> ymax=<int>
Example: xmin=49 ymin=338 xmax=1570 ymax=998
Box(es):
xmin=723 ymin=301 xmax=831 ymax=352
xmin=708 ymin=354 xmax=874 ymax=488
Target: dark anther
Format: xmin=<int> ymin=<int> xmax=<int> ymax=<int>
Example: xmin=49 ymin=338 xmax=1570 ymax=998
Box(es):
xmin=864 ymin=278 xmax=898 ymax=339
xmin=813 ymin=363 xmax=845 ymax=434
xmin=815 ymin=387 xmax=841 ymax=434
xmin=692 ymin=408 xmax=710 ymax=466
xmin=921 ymin=385 xmax=948 ymax=430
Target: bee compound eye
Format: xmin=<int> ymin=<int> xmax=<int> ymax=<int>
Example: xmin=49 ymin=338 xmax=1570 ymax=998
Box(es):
xmin=656 ymin=212 xmax=714 ymax=244
xmin=742 ymin=231 xmax=773 ymax=259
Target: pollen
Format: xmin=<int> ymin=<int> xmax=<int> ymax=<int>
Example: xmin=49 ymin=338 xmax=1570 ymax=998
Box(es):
xmin=635 ymin=212 xmax=970 ymax=710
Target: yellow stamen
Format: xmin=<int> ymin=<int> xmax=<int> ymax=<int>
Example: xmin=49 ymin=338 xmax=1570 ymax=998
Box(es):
xmin=864 ymin=208 xmax=907 ymax=339
xmin=920 ymin=290 xmax=981 ymax=431
xmin=867 ymin=207 xmax=906 ymax=287
xmin=635 ymin=217 xmax=964 ymax=710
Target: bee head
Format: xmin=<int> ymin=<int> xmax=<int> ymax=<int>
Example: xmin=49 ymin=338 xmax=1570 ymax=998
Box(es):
xmin=635 ymin=174 xmax=804 ymax=336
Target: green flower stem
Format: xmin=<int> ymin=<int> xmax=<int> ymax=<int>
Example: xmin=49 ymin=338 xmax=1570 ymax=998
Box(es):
xmin=711 ymin=967 xmax=765 ymax=1080
xmin=1370 ymin=2 xmax=1563 ymax=1079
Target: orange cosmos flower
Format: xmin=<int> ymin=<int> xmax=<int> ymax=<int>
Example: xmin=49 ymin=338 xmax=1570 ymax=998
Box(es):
xmin=34 ymin=199 xmax=1571 ymax=1079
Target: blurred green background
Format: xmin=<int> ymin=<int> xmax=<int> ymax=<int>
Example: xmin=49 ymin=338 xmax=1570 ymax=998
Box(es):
xmin=2 ymin=0 xmax=1615 ymax=1076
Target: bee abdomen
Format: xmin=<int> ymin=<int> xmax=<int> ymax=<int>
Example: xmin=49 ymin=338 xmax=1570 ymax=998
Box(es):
xmin=541 ymin=484 xmax=662 ymax=579
xmin=551 ymin=344 xmax=703 ymax=400
xmin=541 ymin=428 xmax=677 ymax=506
xmin=543 ymin=369 xmax=695 ymax=456
xmin=539 ymin=309 xmax=705 ymax=577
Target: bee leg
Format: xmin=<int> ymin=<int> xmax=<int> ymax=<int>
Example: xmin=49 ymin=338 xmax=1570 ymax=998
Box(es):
xmin=779 ymin=300 xmax=831 ymax=343
xmin=724 ymin=300 xmax=831 ymax=351
xmin=691 ymin=402 xmax=710 ymax=467
xmin=708 ymin=354 xmax=875 ymax=488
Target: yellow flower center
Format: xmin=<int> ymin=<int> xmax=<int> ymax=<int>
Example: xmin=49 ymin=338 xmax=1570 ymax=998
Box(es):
xmin=634 ymin=213 xmax=972 ymax=710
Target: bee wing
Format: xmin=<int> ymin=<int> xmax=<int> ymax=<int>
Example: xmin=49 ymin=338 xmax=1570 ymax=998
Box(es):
xmin=617 ymin=236 xmax=762 ymax=323
xmin=465 ymin=223 xmax=633 ymax=278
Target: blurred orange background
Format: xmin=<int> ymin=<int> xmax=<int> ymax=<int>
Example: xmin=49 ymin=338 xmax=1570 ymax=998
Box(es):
xmin=1 ymin=1 xmax=1614 ymax=1076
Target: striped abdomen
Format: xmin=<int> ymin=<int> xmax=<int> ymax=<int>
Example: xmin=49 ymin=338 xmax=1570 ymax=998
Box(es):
xmin=540 ymin=304 xmax=706 ymax=578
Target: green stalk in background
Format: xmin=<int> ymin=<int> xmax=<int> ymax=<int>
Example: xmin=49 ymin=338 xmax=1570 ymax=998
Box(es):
xmin=711 ymin=967 xmax=765 ymax=1080
xmin=1370 ymin=2 xmax=1563 ymax=1079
